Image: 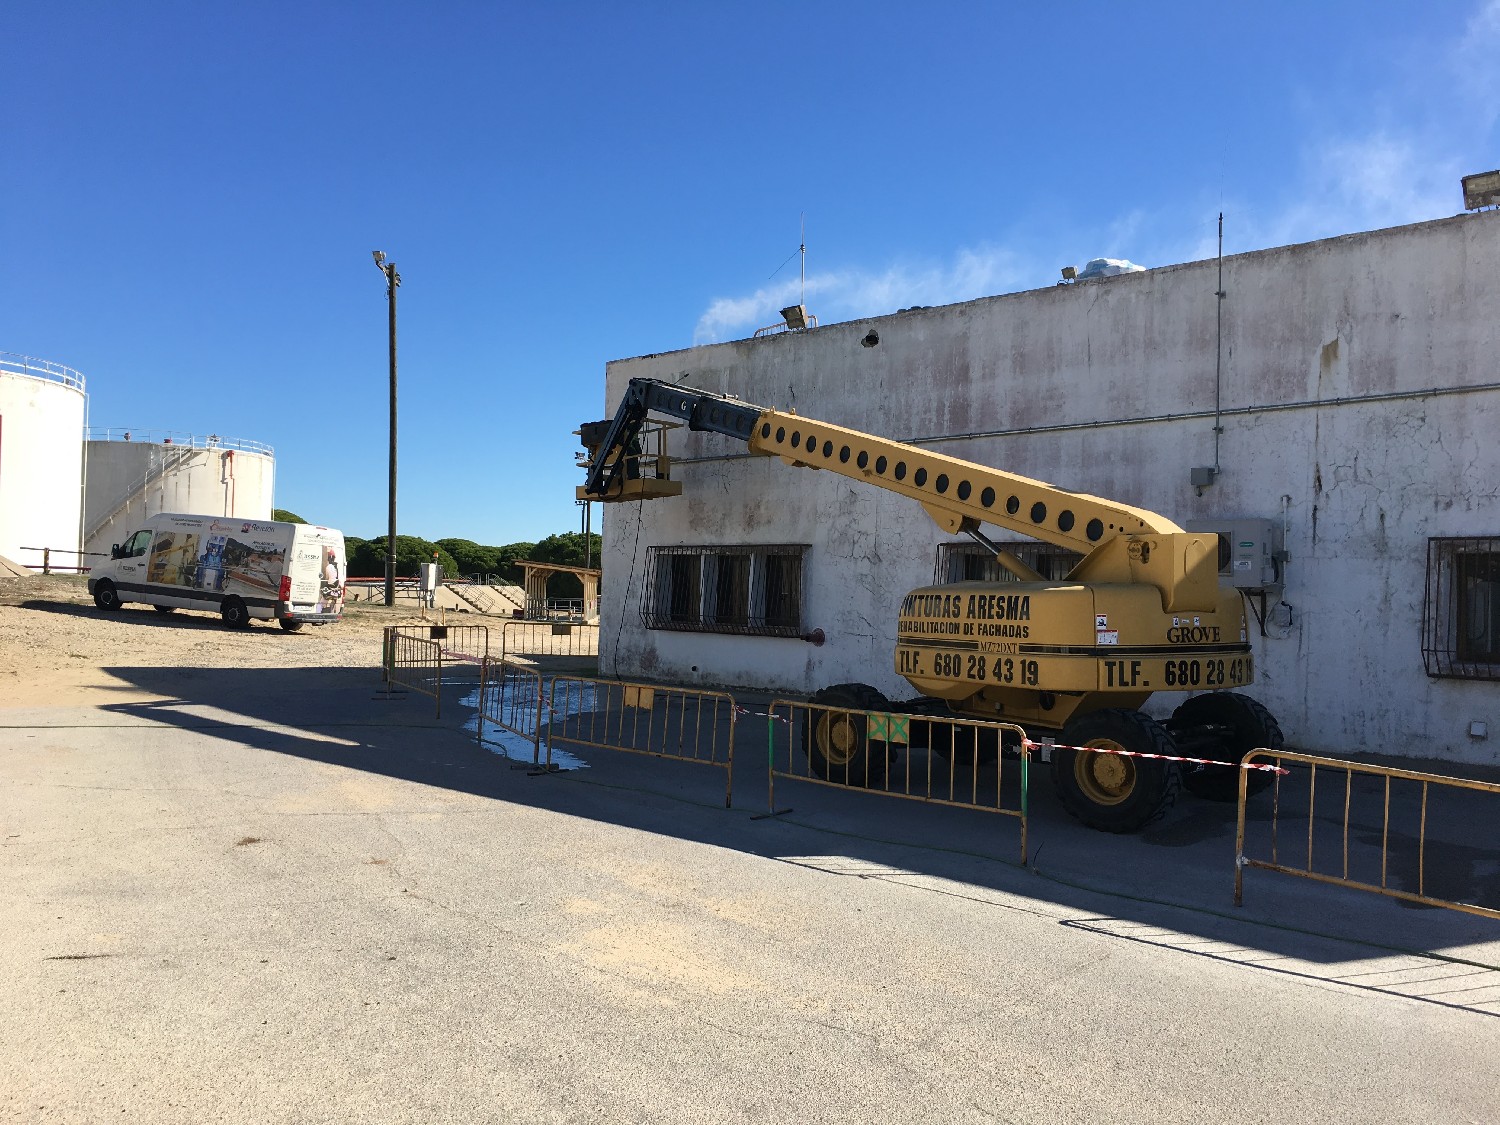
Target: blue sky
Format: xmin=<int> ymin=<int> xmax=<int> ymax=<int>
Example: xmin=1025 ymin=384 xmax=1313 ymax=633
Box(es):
xmin=3 ymin=2 xmax=1495 ymax=544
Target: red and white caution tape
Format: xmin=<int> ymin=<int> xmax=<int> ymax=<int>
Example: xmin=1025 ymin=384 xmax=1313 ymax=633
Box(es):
xmin=1024 ymin=738 xmax=1287 ymax=774
xmin=728 ymin=703 xmax=1285 ymax=772
xmin=733 ymin=705 xmax=790 ymax=724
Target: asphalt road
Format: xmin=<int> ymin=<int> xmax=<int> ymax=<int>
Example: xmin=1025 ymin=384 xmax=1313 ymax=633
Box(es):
xmin=3 ymin=663 xmax=1499 ymax=1124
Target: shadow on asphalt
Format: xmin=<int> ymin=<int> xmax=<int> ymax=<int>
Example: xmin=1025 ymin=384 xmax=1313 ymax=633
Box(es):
xmin=97 ymin=662 xmax=1500 ymax=1014
xmin=22 ymin=599 xmax=305 ymax=633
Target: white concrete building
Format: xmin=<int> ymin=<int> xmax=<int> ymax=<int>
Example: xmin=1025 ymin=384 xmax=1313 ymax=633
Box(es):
xmin=83 ymin=432 xmax=275 ymax=559
xmin=0 ymin=354 xmax=86 ymax=568
xmin=595 ymin=211 xmax=1500 ymax=766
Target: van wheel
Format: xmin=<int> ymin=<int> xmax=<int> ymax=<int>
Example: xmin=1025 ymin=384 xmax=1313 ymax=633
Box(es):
xmin=279 ymin=619 xmax=304 ymax=633
xmin=94 ymin=581 xmax=122 ymax=611
xmin=221 ymin=598 xmax=251 ymax=629
xmin=153 ymin=605 xmax=174 ymax=615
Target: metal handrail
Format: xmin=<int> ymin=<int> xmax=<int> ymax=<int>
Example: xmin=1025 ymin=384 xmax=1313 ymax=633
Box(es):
xmin=18 ymin=545 xmax=107 ymax=574
xmin=86 ymin=428 xmax=274 ymax=455
xmin=0 ymin=352 xmax=85 ymax=392
xmin=81 ymin=443 xmax=198 ymax=544
xmin=753 ymin=313 xmax=820 ymax=337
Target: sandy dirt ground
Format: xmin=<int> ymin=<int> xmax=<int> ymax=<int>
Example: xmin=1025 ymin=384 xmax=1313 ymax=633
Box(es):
xmin=0 ymin=573 xmax=445 ymax=708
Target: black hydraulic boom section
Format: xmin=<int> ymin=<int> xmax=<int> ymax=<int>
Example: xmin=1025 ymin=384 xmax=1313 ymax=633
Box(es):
xmin=582 ymin=379 xmax=764 ymax=499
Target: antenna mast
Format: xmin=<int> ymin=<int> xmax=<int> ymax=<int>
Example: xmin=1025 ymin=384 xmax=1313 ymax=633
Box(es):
xmin=800 ymin=212 xmax=806 ymax=307
xmin=753 ymin=212 xmax=819 ymax=336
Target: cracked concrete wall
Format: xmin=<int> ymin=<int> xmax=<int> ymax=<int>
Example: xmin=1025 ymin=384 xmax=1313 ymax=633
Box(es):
xmin=593 ymin=211 xmax=1500 ymax=765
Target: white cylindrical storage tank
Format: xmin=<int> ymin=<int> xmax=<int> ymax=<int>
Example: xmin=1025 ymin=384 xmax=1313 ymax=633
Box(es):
xmin=83 ymin=430 xmax=276 ymax=559
xmin=0 ymin=353 xmax=86 ymax=570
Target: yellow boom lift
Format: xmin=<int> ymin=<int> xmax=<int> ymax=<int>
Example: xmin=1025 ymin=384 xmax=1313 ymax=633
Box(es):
xmin=579 ymin=378 xmax=1282 ymax=832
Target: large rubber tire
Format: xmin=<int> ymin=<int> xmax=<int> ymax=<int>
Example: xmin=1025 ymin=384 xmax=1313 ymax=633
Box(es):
xmin=803 ymin=683 xmax=895 ymax=787
xmin=1172 ymin=692 xmax=1283 ymax=801
xmin=93 ymin=580 xmax=122 ymax=611
xmin=153 ymin=604 xmax=175 ymax=615
xmin=279 ymin=619 xmax=304 ymax=633
xmin=221 ymin=598 xmax=251 ymax=629
xmin=1052 ymin=709 xmax=1183 ymax=833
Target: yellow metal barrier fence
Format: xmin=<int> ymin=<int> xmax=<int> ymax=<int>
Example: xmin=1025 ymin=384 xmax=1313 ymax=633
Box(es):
xmin=767 ymin=700 xmax=1030 ymax=864
xmin=501 ymin=620 xmax=599 ymax=662
xmin=476 ymin=657 xmax=545 ymax=764
xmin=544 ymin=676 xmax=736 ymax=806
xmin=433 ymin=623 xmax=489 ymax=665
xmin=1235 ymin=749 xmax=1500 ymax=920
xmin=383 ymin=629 xmax=443 ymax=718
xmin=385 ymin=623 xmax=489 ymax=666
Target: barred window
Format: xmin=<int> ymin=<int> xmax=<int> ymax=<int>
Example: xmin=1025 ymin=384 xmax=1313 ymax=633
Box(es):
xmin=935 ymin=540 xmax=1083 ymax=584
xmin=642 ymin=545 xmax=807 ymax=636
xmin=1423 ymin=537 xmax=1500 ymax=680
xmin=713 ymin=553 xmax=750 ymax=626
xmin=666 ymin=553 xmax=701 ymax=625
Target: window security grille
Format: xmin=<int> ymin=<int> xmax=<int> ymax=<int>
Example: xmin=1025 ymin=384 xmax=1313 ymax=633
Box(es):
xmin=641 ymin=545 xmax=806 ymax=636
xmin=935 ymin=541 xmax=1083 ymax=585
xmin=1423 ymin=537 xmax=1500 ymax=680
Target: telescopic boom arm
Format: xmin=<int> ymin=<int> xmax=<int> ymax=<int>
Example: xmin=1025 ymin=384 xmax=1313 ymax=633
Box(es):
xmin=581 ymin=377 xmax=1219 ymax=612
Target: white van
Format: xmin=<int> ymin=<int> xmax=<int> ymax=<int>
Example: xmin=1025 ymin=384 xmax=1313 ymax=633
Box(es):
xmin=87 ymin=513 xmax=346 ymax=632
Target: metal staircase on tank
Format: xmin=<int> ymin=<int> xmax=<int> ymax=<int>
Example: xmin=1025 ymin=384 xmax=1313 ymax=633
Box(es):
xmin=84 ymin=445 xmax=201 ymax=546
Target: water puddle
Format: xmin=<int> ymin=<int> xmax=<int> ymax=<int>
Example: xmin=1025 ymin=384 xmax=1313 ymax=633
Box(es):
xmin=458 ymin=679 xmax=590 ymax=770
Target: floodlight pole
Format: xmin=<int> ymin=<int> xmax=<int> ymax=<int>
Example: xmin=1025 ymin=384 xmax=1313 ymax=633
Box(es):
xmin=577 ymin=498 xmax=593 ymax=569
xmin=373 ymin=251 xmax=401 ymax=607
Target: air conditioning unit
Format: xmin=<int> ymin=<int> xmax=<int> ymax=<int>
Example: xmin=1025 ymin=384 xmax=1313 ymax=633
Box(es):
xmin=1185 ymin=517 xmax=1282 ymax=591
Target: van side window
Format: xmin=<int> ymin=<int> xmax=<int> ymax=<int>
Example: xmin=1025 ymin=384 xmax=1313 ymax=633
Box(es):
xmin=124 ymin=531 xmax=151 ymax=557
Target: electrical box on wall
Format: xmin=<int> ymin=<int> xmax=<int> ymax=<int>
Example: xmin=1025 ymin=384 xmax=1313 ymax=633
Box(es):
xmin=1185 ymin=517 xmax=1283 ymax=591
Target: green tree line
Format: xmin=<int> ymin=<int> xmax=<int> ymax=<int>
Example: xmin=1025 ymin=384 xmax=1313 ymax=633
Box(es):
xmin=346 ymin=532 xmax=601 ymax=596
xmin=274 ymin=511 xmax=600 ymax=594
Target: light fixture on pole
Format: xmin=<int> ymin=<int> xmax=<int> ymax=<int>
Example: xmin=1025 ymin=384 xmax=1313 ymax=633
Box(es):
xmin=778 ymin=304 xmax=809 ymax=331
xmin=372 ymin=250 xmax=400 ymax=607
xmin=1462 ymin=169 xmax=1500 ymax=210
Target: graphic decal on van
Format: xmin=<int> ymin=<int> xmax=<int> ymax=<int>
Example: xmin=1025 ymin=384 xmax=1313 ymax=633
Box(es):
xmin=197 ymin=534 xmax=228 ymax=591
xmin=146 ymin=532 xmax=202 ymax=586
xmin=317 ymin=544 xmax=345 ymax=614
xmin=221 ymin=536 xmax=288 ymax=597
